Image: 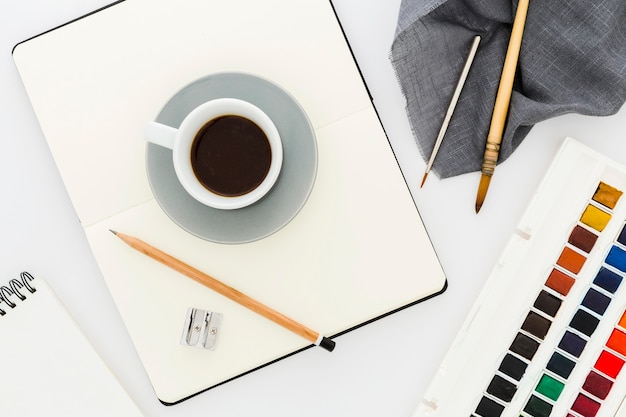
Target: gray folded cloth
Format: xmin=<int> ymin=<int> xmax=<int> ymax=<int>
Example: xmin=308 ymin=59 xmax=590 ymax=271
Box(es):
xmin=390 ymin=0 xmax=626 ymax=179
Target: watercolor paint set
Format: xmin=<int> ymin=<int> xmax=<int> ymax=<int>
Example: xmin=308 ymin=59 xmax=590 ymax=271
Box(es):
xmin=414 ymin=138 xmax=626 ymax=417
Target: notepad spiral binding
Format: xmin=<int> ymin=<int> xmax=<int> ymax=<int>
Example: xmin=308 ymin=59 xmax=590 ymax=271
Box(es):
xmin=0 ymin=272 xmax=36 ymax=315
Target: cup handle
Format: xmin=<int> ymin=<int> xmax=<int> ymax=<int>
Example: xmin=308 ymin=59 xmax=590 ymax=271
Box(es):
xmin=144 ymin=121 xmax=178 ymax=150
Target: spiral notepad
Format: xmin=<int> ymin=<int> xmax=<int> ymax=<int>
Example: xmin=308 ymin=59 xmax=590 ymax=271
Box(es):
xmin=0 ymin=273 xmax=144 ymax=416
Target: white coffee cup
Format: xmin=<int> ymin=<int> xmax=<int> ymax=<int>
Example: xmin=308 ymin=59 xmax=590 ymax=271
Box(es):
xmin=144 ymin=98 xmax=282 ymax=210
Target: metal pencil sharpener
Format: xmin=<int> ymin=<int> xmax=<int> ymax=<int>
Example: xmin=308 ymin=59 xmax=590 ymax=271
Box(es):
xmin=180 ymin=307 xmax=223 ymax=350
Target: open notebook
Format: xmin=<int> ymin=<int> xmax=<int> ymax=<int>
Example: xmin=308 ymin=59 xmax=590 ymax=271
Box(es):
xmin=13 ymin=0 xmax=446 ymax=405
xmin=0 ymin=273 xmax=144 ymax=416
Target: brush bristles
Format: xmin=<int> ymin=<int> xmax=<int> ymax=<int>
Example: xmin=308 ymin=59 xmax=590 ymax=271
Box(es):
xmin=475 ymin=175 xmax=492 ymax=213
xmin=420 ymin=172 xmax=429 ymax=188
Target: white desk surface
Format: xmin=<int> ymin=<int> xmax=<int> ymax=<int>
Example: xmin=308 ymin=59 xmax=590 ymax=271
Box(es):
xmin=2 ymin=1 xmax=626 ymax=416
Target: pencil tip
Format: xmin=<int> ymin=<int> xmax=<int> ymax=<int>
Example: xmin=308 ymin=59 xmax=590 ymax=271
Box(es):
xmin=420 ymin=172 xmax=428 ymax=188
xmin=475 ymin=175 xmax=491 ymax=213
xmin=109 ymin=229 xmax=117 ymax=235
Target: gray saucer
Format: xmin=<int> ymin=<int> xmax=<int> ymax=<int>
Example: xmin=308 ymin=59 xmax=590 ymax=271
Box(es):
xmin=146 ymin=72 xmax=318 ymax=244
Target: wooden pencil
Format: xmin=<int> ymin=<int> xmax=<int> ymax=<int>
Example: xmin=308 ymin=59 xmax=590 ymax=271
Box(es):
xmin=475 ymin=0 xmax=530 ymax=212
xmin=110 ymin=230 xmax=335 ymax=351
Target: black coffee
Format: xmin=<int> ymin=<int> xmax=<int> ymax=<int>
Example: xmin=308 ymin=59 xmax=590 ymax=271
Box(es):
xmin=190 ymin=115 xmax=272 ymax=197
